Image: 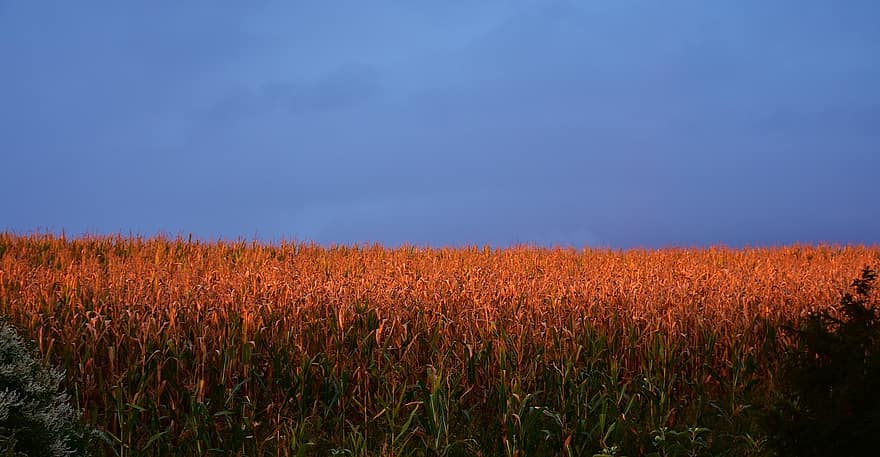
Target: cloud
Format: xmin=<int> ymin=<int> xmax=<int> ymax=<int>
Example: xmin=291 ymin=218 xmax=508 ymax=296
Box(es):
xmin=271 ymin=63 xmax=382 ymax=114
xmin=288 ymin=189 xmax=606 ymax=248
xmin=755 ymin=104 xmax=880 ymax=139
xmin=209 ymin=62 xmax=382 ymax=122
xmin=3 ymin=1 xmax=879 ymax=247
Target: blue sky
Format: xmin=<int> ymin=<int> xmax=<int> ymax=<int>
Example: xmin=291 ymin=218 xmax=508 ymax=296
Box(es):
xmin=2 ymin=1 xmax=878 ymax=248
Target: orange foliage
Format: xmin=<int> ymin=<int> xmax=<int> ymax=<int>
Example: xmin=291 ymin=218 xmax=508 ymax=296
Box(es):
xmin=0 ymin=232 xmax=877 ymax=445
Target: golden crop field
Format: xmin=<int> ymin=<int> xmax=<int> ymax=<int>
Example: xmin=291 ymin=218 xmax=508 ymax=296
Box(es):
xmin=1 ymin=233 xmax=878 ymax=455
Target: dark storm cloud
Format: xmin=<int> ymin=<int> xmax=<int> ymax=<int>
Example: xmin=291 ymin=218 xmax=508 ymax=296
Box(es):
xmin=2 ymin=1 xmax=878 ymax=247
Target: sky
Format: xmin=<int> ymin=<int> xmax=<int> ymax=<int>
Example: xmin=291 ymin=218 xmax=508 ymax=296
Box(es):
xmin=1 ymin=0 xmax=878 ymax=248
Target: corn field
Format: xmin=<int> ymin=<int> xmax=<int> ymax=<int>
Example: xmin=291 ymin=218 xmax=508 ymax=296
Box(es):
xmin=0 ymin=233 xmax=878 ymax=456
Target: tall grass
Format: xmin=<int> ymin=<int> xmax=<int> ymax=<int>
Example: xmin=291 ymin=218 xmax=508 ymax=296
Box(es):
xmin=0 ymin=233 xmax=877 ymax=455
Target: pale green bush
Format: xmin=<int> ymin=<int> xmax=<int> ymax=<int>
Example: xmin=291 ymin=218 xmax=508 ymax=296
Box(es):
xmin=0 ymin=319 xmax=88 ymax=456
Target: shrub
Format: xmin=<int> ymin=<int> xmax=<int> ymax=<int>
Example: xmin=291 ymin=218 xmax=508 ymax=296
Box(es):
xmin=765 ymin=266 xmax=880 ymax=456
xmin=0 ymin=318 xmax=88 ymax=456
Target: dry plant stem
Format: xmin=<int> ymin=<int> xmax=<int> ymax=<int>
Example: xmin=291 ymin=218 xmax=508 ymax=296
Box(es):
xmin=0 ymin=233 xmax=877 ymax=455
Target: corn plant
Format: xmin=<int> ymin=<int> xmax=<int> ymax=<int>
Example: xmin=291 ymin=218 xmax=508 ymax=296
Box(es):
xmin=0 ymin=233 xmax=877 ymax=454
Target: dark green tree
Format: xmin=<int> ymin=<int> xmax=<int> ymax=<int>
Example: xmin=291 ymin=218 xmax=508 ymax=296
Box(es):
xmin=766 ymin=267 xmax=880 ymax=456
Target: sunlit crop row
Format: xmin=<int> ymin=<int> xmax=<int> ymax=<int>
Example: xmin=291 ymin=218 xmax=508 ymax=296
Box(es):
xmin=0 ymin=233 xmax=877 ymax=454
